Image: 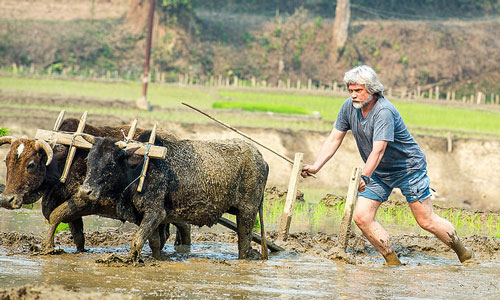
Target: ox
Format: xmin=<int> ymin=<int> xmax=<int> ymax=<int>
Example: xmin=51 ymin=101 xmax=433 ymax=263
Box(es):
xmin=80 ymin=131 xmax=269 ymax=260
xmin=0 ymin=119 xmax=190 ymax=255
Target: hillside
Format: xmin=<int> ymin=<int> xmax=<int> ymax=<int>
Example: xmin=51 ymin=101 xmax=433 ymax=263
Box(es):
xmin=0 ymin=0 xmax=499 ymax=97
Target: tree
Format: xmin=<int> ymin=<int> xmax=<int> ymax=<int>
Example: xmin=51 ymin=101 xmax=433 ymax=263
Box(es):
xmin=332 ymin=0 xmax=350 ymax=55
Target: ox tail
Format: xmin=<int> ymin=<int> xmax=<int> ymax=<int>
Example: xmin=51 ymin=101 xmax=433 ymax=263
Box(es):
xmin=259 ymin=197 xmax=269 ymax=260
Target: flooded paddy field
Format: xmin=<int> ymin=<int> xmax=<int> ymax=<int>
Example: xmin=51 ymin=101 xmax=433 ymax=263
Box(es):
xmin=1 ymin=206 xmax=499 ymax=299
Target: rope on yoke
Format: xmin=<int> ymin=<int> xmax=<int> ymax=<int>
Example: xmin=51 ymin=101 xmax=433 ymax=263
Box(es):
xmin=122 ymin=142 xmax=152 ymax=194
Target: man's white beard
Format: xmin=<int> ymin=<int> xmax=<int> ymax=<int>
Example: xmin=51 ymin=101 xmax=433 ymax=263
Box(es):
xmin=352 ymin=95 xmax=373 ymax=109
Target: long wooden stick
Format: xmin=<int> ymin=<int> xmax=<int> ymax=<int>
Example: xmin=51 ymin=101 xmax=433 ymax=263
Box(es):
xmin=137 ymin=123 xmax=156 ymax=192
xmin=182 ymin=102 xmax=315 ymax=178
xmin=218 ymin=217 xmax=284 ymax=253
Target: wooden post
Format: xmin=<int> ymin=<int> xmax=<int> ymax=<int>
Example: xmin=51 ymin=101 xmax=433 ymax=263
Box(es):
xmin=496 ymin=95 xmax=499 ymax=105
xmin=60 ymin=111 xmax=88 ymax=183
xmin=429 ymin=88 xmax=433 ymax=100
xmin=233 ymin=76 xmax=238 ymax=87
xmin=286 ymin=78 xmax=291 ymax=89
xmin=435 ymin=86 xmax=440 ymax=101
xmin=278 ymin=152 xmax=304 ymax=241
xmin=251 ymin=76 xmax=256 ymax=87
xmin=338 ymin=167 xmax=362 ymax=251
xmin=297 ymin=80 xmax=301 ymax=89
xmin=137 ymin=123 xmax=157 ymax=192
xmin=417 ymin=85 xmax=421 ymax=98
xmin=307 ymin=78 xmax=312 ymax=90
xmin=446 ymin=132 xmax=453 ymax=153
xmin=476 ymin=91 xmax=483 ymax=105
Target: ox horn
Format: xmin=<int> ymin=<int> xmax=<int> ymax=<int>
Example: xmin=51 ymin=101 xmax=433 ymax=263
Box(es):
xmin=0 ymin=136 xmax=15 ymax=146
xmin=115 ymin=141 xmax=128 ymax=149
xmin=35 ymin=140 xmax=54 ymax=166
xmin=81 ymin=133 xmax=95 ymax=144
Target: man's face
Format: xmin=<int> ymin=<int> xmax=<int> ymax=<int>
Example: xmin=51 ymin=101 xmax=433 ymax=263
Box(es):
xmin=348 ymin=83 xmax=373 ymax=109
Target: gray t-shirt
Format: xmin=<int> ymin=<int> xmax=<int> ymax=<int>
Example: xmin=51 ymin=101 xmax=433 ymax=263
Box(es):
xmin=334 ymin=97 xmax=427 ymax=177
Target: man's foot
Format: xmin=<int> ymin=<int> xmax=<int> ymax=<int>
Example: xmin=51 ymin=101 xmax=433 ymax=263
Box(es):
xmin=459 ymin=248 xmax=478 ymax=266
xmin=383 ymin=251 xmax=402 ymax=266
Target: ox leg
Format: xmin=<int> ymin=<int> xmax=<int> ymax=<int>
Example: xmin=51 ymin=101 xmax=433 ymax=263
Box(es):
xmin=158 ymin=224 xmax=170 ymax=250
xmin=68 ymin=218 xmax=85 ymax=252
xmin=45 ymin=200 xmax=84 ymax=253
xmin=148 ymin=229 xmax=162 ymax=259
xmin=130 ymin=210 xmax=166 ymax=262
xmin=236 ymin=212 xmax=254 ymax=259
xmin=173 ymin=222 xmax=191 ymax=247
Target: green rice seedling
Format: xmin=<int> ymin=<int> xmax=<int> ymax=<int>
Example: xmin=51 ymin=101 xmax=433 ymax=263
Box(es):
xmin=212 ymin=101 xmax=308 ymax=115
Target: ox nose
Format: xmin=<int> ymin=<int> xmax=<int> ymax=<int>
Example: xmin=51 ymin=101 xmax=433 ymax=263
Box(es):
xmin=0 ymin=194 xmax=18 ymax=209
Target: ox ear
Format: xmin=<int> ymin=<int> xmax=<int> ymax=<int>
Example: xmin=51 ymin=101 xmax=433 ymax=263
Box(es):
xmin=124 ymin=147 xmax=141 ymax=157
xmin=123 ymin=147 xmax=143 ymax=167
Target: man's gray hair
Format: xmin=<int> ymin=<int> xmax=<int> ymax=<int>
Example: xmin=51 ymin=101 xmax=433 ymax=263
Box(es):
xmin=343 ymin=65 xmax=384 ymax=97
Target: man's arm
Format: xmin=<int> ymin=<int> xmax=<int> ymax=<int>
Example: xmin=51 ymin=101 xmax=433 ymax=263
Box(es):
xmin=358 ymin=140 xmax=388 ymax=191
xmin=301 ymin=128 xmax=346 ymax=177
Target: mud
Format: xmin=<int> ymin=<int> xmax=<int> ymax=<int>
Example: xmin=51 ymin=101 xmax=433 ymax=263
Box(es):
xmin=0 ymin=284 xmax=138 ymax=300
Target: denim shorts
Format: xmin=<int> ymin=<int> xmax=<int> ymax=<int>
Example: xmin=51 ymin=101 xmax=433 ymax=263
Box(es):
xmin=359 ymin=169 xmax=431 ymax=203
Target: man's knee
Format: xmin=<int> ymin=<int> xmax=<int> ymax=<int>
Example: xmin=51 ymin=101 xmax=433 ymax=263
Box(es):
xmin=414 ymin=214 xmax=435 ymax=231
xmin=353 ymin=210 xmax=371 ymax=228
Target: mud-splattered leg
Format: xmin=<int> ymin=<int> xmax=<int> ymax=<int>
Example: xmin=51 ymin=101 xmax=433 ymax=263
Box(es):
xmin=236 ymin=212 xmax=254 ymax=259
xmin=130 ymin=209 xmax=166 ymax=261
xmin=158 ymin=224 xmax=170 ymax=250
xmin=148 ymin=229 xmax=162 ymax=259
xmin=173 ymin=222 xmax=191 ymax=246
xmin=68 ymin=218 xmax=85 ymax=252
xmin=410 ymin=197 xmax=475 ymax=264
xmin=354 ymin=196 xmax=401 ymax=266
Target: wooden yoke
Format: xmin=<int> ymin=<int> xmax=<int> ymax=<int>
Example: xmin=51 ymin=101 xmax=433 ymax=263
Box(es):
xmin=35 ymin=115 xmax=167 ymax=186
xmin=60 ymin=111 xmax=88 ymax=183
xmin=137 ymin=123 xmax=157 ymax=193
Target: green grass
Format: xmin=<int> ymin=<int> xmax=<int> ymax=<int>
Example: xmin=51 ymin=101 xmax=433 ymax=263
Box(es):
xmin=0 ymin=128 xmax=7 ymax=136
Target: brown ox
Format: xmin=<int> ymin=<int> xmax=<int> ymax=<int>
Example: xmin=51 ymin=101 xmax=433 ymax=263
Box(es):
xmin=0 ymin=118 xmax=190 ymax=255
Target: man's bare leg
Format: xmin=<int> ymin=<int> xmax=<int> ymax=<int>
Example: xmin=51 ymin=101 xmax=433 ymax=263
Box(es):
xmin=409 ymin=197 xmax=474 ymax=264
xmin=353 ymin=196 xmax=401 ymax=266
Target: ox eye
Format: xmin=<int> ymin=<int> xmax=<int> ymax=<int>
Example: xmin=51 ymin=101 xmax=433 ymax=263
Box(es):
xmin=27 ymin=162 xmax=35 ymax=169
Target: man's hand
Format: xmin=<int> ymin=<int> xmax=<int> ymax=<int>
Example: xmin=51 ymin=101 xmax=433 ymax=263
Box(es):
xmin=301 ymin=164 xmax=318 ymax=178
xmin=358 ymin=177 xmax=367 ymax=192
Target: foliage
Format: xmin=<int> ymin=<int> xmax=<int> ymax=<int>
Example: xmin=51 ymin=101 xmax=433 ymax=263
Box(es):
xmin=55 ymin=222 xmax=70 ymax=234
xmin=0 ymin=128 xmax=8 ymax=137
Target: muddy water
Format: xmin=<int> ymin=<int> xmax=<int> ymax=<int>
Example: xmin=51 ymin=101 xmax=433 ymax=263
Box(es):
xmin=1 ymin=209 xmax=499 ymax=299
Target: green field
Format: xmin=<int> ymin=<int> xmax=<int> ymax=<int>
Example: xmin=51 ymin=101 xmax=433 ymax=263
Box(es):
xmin=1 ymin=75 xmax=500 ymax=136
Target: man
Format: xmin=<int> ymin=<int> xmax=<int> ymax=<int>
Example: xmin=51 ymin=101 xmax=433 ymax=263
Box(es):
xmin=301 ymin=65 xmax=474 ymax=266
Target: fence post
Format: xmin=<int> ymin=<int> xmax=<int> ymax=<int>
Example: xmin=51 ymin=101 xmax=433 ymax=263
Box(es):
xmin=476 ymin=91 xmax=483 ymax=105
xmin=435 ymin=86 xmax=440 ymax=101
xmin=429 ymin=88 xmax=433 ymax=100
xmin=338 ymin=167 xmax=362 ymax=251
xmin=496 ymin=95 xmax=499 ymax=105
xmin=278 ymin=152 xmax=304 ymax=241
xmin=297 ymin=80 xmax=301 ymax=89
xmin=307 ymin=78 xmax=312 ymax=90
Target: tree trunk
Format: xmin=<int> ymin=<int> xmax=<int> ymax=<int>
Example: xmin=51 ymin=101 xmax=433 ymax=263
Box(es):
xmin=332 ymin=0 xmax=350 ymax=53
